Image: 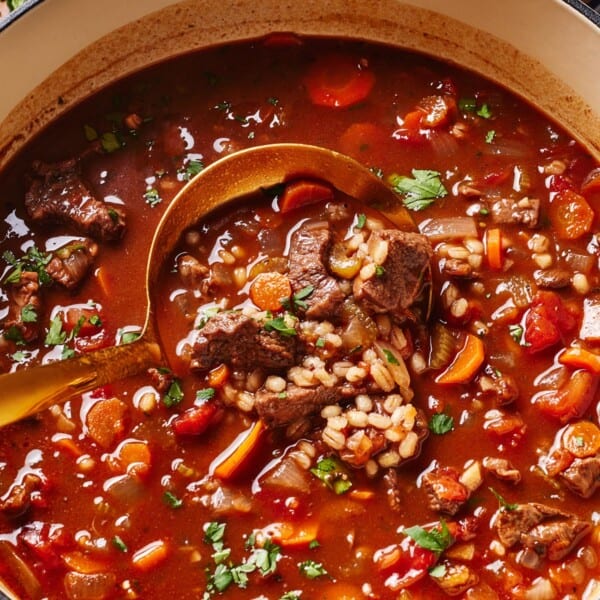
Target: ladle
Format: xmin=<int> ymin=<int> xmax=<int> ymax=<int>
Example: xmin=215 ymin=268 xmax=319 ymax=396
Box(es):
xmin=0 ymin=143 xmax=427 ymax=428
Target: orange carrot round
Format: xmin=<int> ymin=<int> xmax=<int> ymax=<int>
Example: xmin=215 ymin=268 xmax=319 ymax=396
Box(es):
xmin=562 ymin=421 xmax=600 ymax=458
xmin=250 ymin=272 xmax=292 ymax=311
xmin=559 ymin=346 xmax=600 ymax=374
xmin=485 ymin=228 xmax=503 ymax=270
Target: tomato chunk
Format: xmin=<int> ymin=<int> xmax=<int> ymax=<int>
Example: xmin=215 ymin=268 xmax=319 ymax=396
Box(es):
xmin=61 ymin=304 xmax=103 ymax=336
xmin=279 ymin=179 xmax=334 ymax=214
xmin=304 ymin=54 xmax=375 ymax=108
xmin=172 ymin=402 xmax=220 ymax=436
xmin=548 ymin=189 xmax=594 ymax=239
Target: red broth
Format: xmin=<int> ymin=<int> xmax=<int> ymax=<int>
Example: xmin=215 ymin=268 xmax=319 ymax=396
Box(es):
xmin=1 ymin=36 xmax=600 ymax=599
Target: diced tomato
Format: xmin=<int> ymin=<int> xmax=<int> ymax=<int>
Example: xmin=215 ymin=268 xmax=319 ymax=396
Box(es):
xmin=279 ymin=179 xmax=335 ymax=214
xmin=548 ymin=189 xmax=595 ymax=239
xmin=392 ymin=109 xmax=426 ymax=144
xmin=61 ymin=304 xmax=103 ymax=337
xmin=522 ymin=291 xmax=576 ymax=354
xmin=534 ymin=370 xmax=599 ymax=423
xmin=21 ymin=522 xmax=73 ymax=571
xmin=172 ymin=402 xmax=220 ymax=436
xmin=417 ymin=95 xmax=457 ymax=129
xmin=304 ymin=54 xmax=376 ymax=108
xmin=549 ymin=174 xmax=575 ymax=193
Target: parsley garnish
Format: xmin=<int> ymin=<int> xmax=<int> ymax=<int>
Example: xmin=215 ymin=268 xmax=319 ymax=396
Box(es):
xmin=429 ymin=563 xmax=447 ymax=578
xmin=477 ymin=103 xmax=492 ymax=119
xmin=383 ymin=348 xmax=399 ymax=365
xmin=390 ymin=169 xmax=448 ymax=211
xmin=179 ymin=159 xmax=205 ymax=181
xmin=163 ymin=491 xmax=183 ymax=509
xmin=83 ymin=124 xmax=98 ymax=142
xmin=375 ymin=265 xmax=386 ymax=277
xmin=112 ymin=535 xmax=128 ymax=552
xmin=61 ymin=347 xmax=76 ymax=360
xmin=489 ymin=487 xmax=518 ymax=511
xmin=163 ymin=380 xmax=184 ymax=408
xmin=204 ymin=522 xmax=226 ymax=545
xmin=429 ymin=413 xmax=454 ymax=435
xmin=196 ymin=388 xmax=216 ymax=402
xmin=508 ymin=324 xmax=529 ymax=346
xmin=21 ymin=304 xmax=38 ymax=323
xmin=107 ymin=208 xmax=120 ymax=223
xmin=100 ymin=131 xmax=122 ymax=153
xmin=3 ymin=326 xmax=25 ymax=345
xmin=264 ymin=315 xmax=297 ymax=337
xmin=310 ymin=456 xmax=352 ymax=495
xmin=298 ymin=560 xmax=328 ymax=579
xmin=356 ymin=213 xmax=367 ymax=229
xmin=119 ymin=329 xmax=141 ymax=345
xmin=280 ymin=285 xmax=314 ymax=313
xmin=315 ymin=337 xmax=326 ymax=348
xmin=458 ymin=98 xmax=477 ymax=112
xmin=280 ymin=593 xmax=302 ymax=600
xmin=144 ymin=188 xmax=162 ymax=207
xmin=3 ymin=246 xmax=53 ymax=286
xmin=485 ymin=130 xmax=496 ymax=144
xmin=309 ymin=540 xmax=320 ymax=550
xmin=404 ymin=520 xmax=453 ymax=554
xmin=45 ymin=316 xmax=67 ymax=346
xmin=89 ymin=314 xmax=102 ymax=327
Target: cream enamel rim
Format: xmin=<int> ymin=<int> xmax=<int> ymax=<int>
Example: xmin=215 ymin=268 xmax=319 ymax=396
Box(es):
xmin=0 ymin=0 xmax=599 ymax=168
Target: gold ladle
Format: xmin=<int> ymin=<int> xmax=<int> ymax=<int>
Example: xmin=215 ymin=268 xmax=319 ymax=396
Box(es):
xmin=0 ymin=143 xmax=426 ymax=428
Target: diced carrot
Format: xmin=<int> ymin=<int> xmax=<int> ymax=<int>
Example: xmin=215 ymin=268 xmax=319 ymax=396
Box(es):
xmin=213 ymin=420 xmax=265 ymax=480
xmin=53 ymin=436 xmax=83 ymax=458
xmin=250 ymin=272 xmax=292 ymax=311
xmin=562 ymin=421 xmax=600 ymax=458
xmin=435 ymin=333 xmax=485 ymax=385
xmin=62 ymin=551 xmax=107 ymax=574
xmin=132 ymin=540 xmax=169 ymax=572
xmin=107 ymin=440 xmax=152 ymax=477
xmin=270 ymin=520 xmax=319 ymax=548
xmin=559 ymin=346 xmax=600 ymax=374
xmin=304 ymin=53 xmax=376 ymax=108
xmin=485 ymin=228 xmax=503 ymax=270
xmin=95 ymin=266 xmax=112 ymax=296
xmin=208 ymin=363 xmax=230 ymax=388
xmin=548 ymin=189 xmax=594 ymax=239
xmin=402 ymin=109 xmax=424 ymax=131
xmin=279 ymin=179 xmax=335 ymax=214
xmin=86 ymin=397 xmax=129 ymax=450
xmin=348 ymin=489 xmax=375 ymax=501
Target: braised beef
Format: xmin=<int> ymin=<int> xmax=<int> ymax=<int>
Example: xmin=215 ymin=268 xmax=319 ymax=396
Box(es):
xmin=421 ymin=465 xmax=469 ymax=515
xmin=255 ymin=382 xmax=364 ymax=428
xmin=478 ymin=373 xmax=519 ymax=406
xmin=3 ymin=271 xmax=42 ymax=343
xmin=190 ymin=311 xmax=299 ymax=372
xmin=493 ymin=502 xmax=591 ymax=560
xmin=441 ymin=258 xmax=474 ymax=279
xmin=560 ymin=456 xmax=600 ymax=499
xmin=482 ymin=456 xmax=521 ymax=484
xmin=354 ymin=230 xmax=432 ymax=321
xmin=488 ymin=197 xmax=540 ymax=228
xmin=177 ymin=254 xmax=209 ymax=289
xmin=46 ymin=239 xmax=98 ymax=289
xmin=534 ymin=268 xmax=572 ymax=289
xmin=383 ymin=468 xmax=403 ymax=512
xmin=148 ymin=367 xmax=175 ymax=393
xmin=287 ymin=223 xmax=345 ymax=320
xmin=0 ymin=474 xmax=43 ymax=518
xmin=25 ymin=160 xmax=126 ymax=241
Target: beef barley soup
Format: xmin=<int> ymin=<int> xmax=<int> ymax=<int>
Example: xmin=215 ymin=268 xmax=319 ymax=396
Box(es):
xmin=1 ymin=35 xmax=600 ymax=599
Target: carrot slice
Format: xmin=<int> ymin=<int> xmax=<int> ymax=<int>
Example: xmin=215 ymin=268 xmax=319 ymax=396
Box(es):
xmin=86 ymin=397 xmax=128 ymax=449
xmin=250 ymin=272 xmax=292 ymax=311
xmin=208 ymin=363 xmax=230 ymax=388
xmin=548 ymin=189 xmax=594 ymax=239
xmin=270 ymin=520 xmax=319 ymax=548
xmin=304 ymin=53 xmax=375 ymax=108
xmin=485 ymin=228 xmax=503 ymax=270
xmin=62 ymin=551 xmax=107 ymax=574
xmin=279 ymin=179 xmax=334 ymax=214
xmin=213 ymin=420 xmax=265 ymax=480
xmin=348 ymin=489 xmax=375 ymax=501
xmin=436 ymin=334 xmax=485 ymax=384
xmin=559 ymin=346 xmax=600 ymax=374
xmin=562 ymin=421 xmax=600 ymax=458
xmin=132 ymin=540 xmax=169 ymax=572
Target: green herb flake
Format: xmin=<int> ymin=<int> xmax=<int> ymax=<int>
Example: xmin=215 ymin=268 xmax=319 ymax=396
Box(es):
xmin=485 ymin=130 xmax=496 ymax=144
xmin=88 ymin=315 xmax=102 ymax=327
xmin=264 ymin=315 xmax=297 ymax=337
xmin=277 ymin=391 xmax=287 ymax=399
xmin=144 ymin=188 xmax=162 ymax=207
xmin=3 ymin=326 xmax=25 ymax=345
xmin=281 ymin=285 xmax=315 ymax=312
xmin=489 ymin=487 xmax=518 ymax=511
xmin=477 ymin=103 xmax=492 ymax=119
xmin=209 ymin=563 xmax=234 ymax=592
xmin=112 ymin=535 xmax=128 ymax=552
xmin=383 ymin=348 xmax=399 ymax=365
xmin=429 ymin=563 xmax=448 ymax=578
xmin=298 ymin=559 xmax=328 ymax=580
xmin=247 ymin=539 xmax=280 ymax=576
xmin=45 ymin=316 xmax=67 ymax=346
xmin=10 ymin=350 xmax=30 ymax=362
xmin=212 ymin=547 xmax=231 ymax=564
xmin=390 ymin=169 xmax=448 ymax=211
xmin=196 ymin=387 xmax=216 ymax=402
xmin=7 ymin=0 xmax=26 ymax=12
xmin=458 ymin=98 xmax=477 ymax=112
xmin=310 ymin=456 xmax=352 ymax=495
xmin=508 ymin=324 xmax=529 ymax=346
xmin=280 ymin=593 xmax=302 ymax=600
xmin=107 ymin=208 xmax=120 ymax=223
xmin=574 ymin=435 xmax=585 ymax=448
xmin=100 ymin=131 xmax=122 ymax=153
xmin=479 ymin=207 xmax=490 ymax=216
xmin=429 ymin=413 xmax=454 ymax=435
xmin=83 ymin=124 xmax=98 ymax=142
xmin=268 ymin=97 xmax=279 ymax=106
xmin=404 ymin=520 xmax=454 ymax=554
xmin=3 ymin=246 xmax=53 ymax=286
xmin=375 ymin=265 xmax=386 ymax=277
xmin=21 ymin=304 xmax=38 ymax=324
xmin=315 ymin=337 xmax=326 ymax=348
xmin=308 ymin=539 xmax=320 ymax=550
xmin=163 ymin=379 xmax=184 ymax=408
xmin=356 ymin=213 xmax=367 ymax=229
xmin=120 ymin=330 xmax=141 ymax=345
xmin=163 ymin=491 xmax=183 ymax=509
xmin=61 ymin=347 xmax=76 ymax=360
xmin=204 ymin=521 xmax=226 ymax=546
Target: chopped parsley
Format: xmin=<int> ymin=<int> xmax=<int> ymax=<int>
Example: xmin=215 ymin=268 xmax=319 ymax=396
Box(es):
xmin=298 ymin=560 xmax=328 ymax=579
xmin=315 ymin=337 xmax=326 ymax=348
xmin=196 ymin=388 xmax=216 ymax=402
xmin=355 ymin=213 xmax=367 ymax=229
xmin=112 ymin=535 xmax=128 ymax=552
xmin=119 ymin=329 xmax=141 ymax=345
xmin=310 ymin=456 xmax=352 ymax=495
xmin=280 ymin=285 xmax=314 ymax=313
xmin=100 ymin=131 xmax=122 ymax=153
xmin=308 ymin=540 xmax=320 ymax=550
xmin=375 ymin=265 xmax=386 ymax=277
xmin=429 ymin=563 xmax=448 ymax=578
xmin=508 ymin=323 xmax=529 ymax=346
xmin=21 ymin=304 xmax=38 ymax=323
xmin=489 ymin=487 xmax=518 ymax=511
xmin=107 ymin=208 xmax=120 ymax=223
xmin=3 ymin=326 xmax=25 ymax=345
xmin=383 ymin=348 xmax=399 ymax=365
xmin=389 ymin=169 xmax=448 ymax=211
xmin=83 ymin=124 xmax=99 ymax=141
xmin=204 ymin=521 xmax=226 ymax=546
xmin=429 ymin=413 xmax=454 ymax=435
xmin=88 ymin=314 xmax=102 ymax=327
xmin=267 ymin=96 xmax=279 ymax=106
xmin=163 ymin=379 xmax=184 ymax=408
xmin=404 ymin=520 xmax=454 ymax=554
xmin=44 ymin=316 xmax=67 ymax=346
xmin=179 ymin=159 xmax=205 ymax=181
xmin=280 ymin=593 xmax=302 ymax=600
xmin=7 ymin=0 xmax=26 ymax=12
xmin=3 ymin=246 xmax=53 ymax=286
xmin=458 ymin=98 xmax=492 ymax=119
xmin=163 ymin=491 xmax=183 ymax=509
xmin=477 ymin=103 xmax=492 ymax=119
xmin=264 ymin=315 xmax=297 ymax=337
xmin=485 ymin=130 xmax=496 ymax=144
xmin=144 ymin=188 xmax=162 ymax=207
xmin=61 ymin=347 xmax=76 ymax=360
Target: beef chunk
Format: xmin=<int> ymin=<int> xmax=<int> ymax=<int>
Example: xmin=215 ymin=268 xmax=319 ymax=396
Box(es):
xmin=287 ymin=223 xmax=345 ymax=320
xmin=3 ymin=271 xmax=42 ymax=343
xmin=354 ymin=230 xmax=432 ymax=321
xmin=560 ymin=456 xmax=600 ymax=499
xmin=0 ymin=474 xmax=43 ymax=518
xmin=46 ymin=238 xmax=98 ymax=289
xmin=482 ymin=456 xmax=521 ymax=484
xmin=190 ymin=311 xmax=299 ymax=372
xmin=478 ymin=373 xmax=519 ymax=406
xmin=383 ymin=468 xmax=403 ymax=512
xmin=421 ymin=466 xmax=470 ymax=515
xmin=255 ymin=382 xmax=363 ymax=428
xmin=493 ymin=502 xmax=591 ymax=560
xmin=147 ymin=367 xmax=175 ymax=394
xmin=489 ymin=197 xmax=540 ymax=228
xmin=25 ymin=160 xmax=126 ymax=241
xmin=178 ymin=254 xmax=209 ymax=289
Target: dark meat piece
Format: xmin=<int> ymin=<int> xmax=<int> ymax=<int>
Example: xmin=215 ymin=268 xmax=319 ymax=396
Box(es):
xmin=489 ymin=197 xmax=540 ymax=228
xmin=534 ymin=268 xmax=571 ymax=289
xmin=25 ymin=160 xmax=126 ymax=241
xmin=560 ymin=456 xmax=600 ymax=499
xmin=190 ymin=311 xmax=299 ymax=372
xmin=478 ymin=372 xmax=519 ymax=406
xmin=383 ymin=468 xmax=403 ymax=512
xmin=178 ymin=254 xmax=209 ymax=289
xmin=46 ymin=238 xmax=98 ymax=289
xmin=441 ymin=258 xmax=474 ymax=279
xmin=287 ymin=223 xmax=345 ymax=320
xmin=493 ymin=502 xmax=591 ymax=560
xmin=255 ymin=382 xmax=364 ymax=428
xmin=421 ymin=466 xmax=469 ymax=516
xmin=3 ymin=271 xmax=42 ymax=342
xmin=354 ymin=230 xmax=432 ymax=321
xmin=482 ymin=456 xmax=521 ymax=484
xmin=147 ymin=367 xmax=175 ymax=393
xmin=0 ymin=474 xmax=43 ymax=518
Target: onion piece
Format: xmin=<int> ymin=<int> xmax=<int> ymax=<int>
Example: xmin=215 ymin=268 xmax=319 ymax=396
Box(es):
xmin=64 ymin=571 xmax=117 ymax=600
xmin=564 ymin=250 xmax=595 ymax=274
xmin=0 ymin=540 xmax=42 ymax=600
xmin=260 ymin=455 xmax=311 ymax=493
xmin=419 ymin=217 xmax=478 ymax=242
xmin=481 ymin=137 xmax=531 ymax=159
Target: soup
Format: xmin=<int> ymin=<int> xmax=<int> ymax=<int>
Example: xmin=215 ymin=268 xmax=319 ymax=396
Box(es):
xmin=1 ymin=35 xmax=600 ymax=599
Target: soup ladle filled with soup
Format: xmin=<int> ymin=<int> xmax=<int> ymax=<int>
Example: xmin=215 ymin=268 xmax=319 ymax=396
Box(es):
xmin=0 ymin=143 xmax=432 ymax=427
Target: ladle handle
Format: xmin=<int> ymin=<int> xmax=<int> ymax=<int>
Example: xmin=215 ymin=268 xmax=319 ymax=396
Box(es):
xmin=0 ymin=340 xmax=161 ymax=427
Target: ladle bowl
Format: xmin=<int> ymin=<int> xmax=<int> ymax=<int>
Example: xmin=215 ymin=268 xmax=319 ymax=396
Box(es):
xmin=0 ymin=143 xmax=423 ymax=427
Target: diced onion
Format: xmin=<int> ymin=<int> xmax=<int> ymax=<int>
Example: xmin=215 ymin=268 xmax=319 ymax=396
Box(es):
xmin=419 ymin=217 xmax=478 ymax=242
xmin=64 ymin=571 xmax=117 ymax=600
xmin=261 ymin=456 xmax=311 ymax=493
